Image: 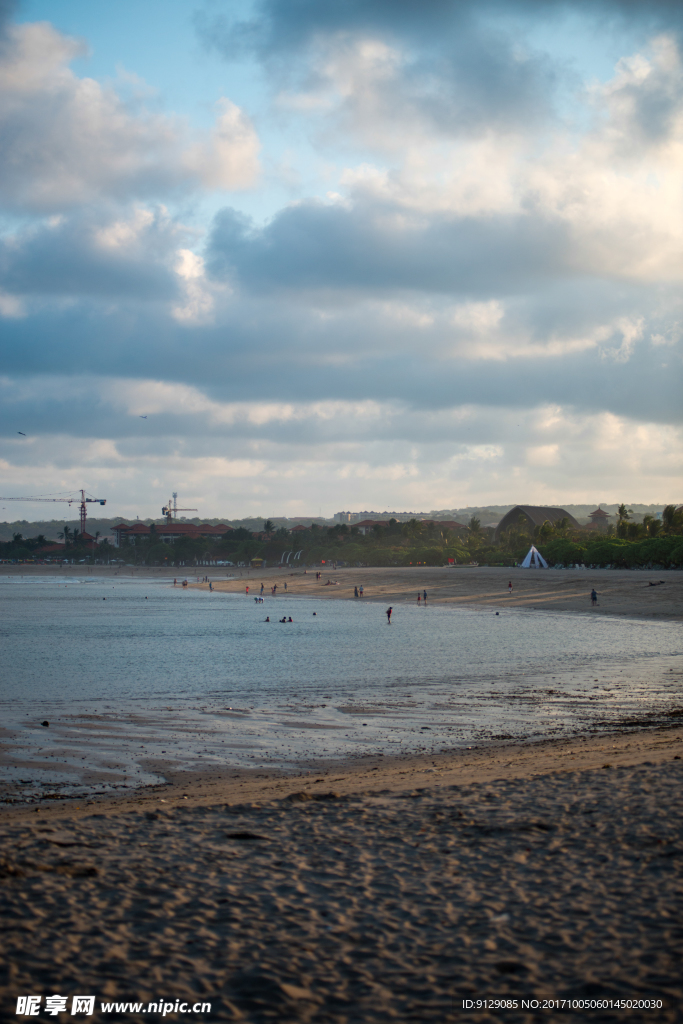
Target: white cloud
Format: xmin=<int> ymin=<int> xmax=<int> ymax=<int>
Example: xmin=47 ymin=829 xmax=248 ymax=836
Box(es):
xmin=172 ymin=249 xmax=220 ymax=324
xmin=0 ymin=22 xmax=260 ymax=212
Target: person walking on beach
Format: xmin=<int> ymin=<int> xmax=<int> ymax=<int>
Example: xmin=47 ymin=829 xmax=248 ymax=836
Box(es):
xmin=591 ymin=588 xmax=598 ymax=607
xmin=284 ymin=582 xmax=287 ymax=591
xmin=246 ymin=585 xmax=249 ymax=594
xmin=508 ymin=580 xmax=513 ymax=594
xmin=260 ymin=583 xmax=264 ymax=595
xmin=386 ymin=606 xmax=393 ymax=624
xmin=209 ymin=582 xmax=213 ymax=591
xmin=423 ymin=589 xmax=427 ymax=603
xmin=417 ymin=592 xmax=421 ymax=603
xmin=359 ymin=585 xmax=364 ymax=597
xmin=354 ymin=586 xmax=359 ymax=597
xmin=173 ymin=578 xmax=177 ymax=586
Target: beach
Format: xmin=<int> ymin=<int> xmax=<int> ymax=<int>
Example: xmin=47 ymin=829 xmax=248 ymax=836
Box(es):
xmin=2 ymin=564 xmax=682 ymax=620
xmin=204 ymin=565 xmax=683 ymax=622
xmin=1 ymin=728 xmax=681 ymax=1022
xmin=1 ymin=567 xmax=682 ymax=1020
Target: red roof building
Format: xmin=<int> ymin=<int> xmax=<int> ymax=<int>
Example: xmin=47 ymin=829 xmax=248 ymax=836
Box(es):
xmin=354 ymin=520 xmax=387 ymax=536
xmin=35 ymin=543 xmax=66 ymax=555
xmin=423 ymin=520 xmax=469 ymax=532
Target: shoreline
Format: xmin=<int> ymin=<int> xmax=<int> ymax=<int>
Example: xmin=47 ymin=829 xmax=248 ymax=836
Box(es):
xmin=3 ymin=722 xmax=681 ymax=823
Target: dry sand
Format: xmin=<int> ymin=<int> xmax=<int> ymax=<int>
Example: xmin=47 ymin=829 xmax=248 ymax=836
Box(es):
xmin=1 ymin=728 xmax=681 ymax=1023
xmin=2 ymin=564 xmax=682 ymax=620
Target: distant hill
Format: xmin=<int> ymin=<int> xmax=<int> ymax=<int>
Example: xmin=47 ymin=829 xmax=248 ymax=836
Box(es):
xmin=0 ymin=502 xmax=676 ymax=543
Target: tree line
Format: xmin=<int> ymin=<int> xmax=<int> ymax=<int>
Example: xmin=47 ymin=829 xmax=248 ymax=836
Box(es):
xmin=2 ymin=506 xmax=682 ymax=569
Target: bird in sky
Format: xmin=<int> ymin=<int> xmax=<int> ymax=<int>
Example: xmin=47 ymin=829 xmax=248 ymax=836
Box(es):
xmin=17 ymin=431 xmax=26 ymax=436
xmin=139 ymin=415 xmax=147 ymax=419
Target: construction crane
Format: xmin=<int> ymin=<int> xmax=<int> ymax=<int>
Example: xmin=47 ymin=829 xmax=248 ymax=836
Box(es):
xmin=161 ymin=491 xmax=197 ymax=524
xmin=0 ymin=489 xmax=106 ymax=535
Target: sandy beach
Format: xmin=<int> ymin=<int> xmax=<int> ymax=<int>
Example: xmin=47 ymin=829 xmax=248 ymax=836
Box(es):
xmin=3 ymin=563 xmax=682 ymax=620
xmin=1 ymin=727 xmax=682 ymax=1022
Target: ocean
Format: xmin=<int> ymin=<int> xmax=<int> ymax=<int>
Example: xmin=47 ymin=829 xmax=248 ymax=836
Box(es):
xmin=1 ymin=575 xmax=681 ymax=798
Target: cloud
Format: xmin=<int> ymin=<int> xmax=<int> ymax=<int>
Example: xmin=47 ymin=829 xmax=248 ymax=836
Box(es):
xmin=200 ymin=1 xmax=559 ymax=149
xmin=0 ymin=374 xmax=680 ymax=516
xmin=596 ymin=34 xmax=683 ymax=152
xmin=0 ymin=5 xmax=682 ymax=514
xmin=0 ymin=206 xmax=183 ymax=300
xmin=0 ymin=22 xmax=260 ymax=212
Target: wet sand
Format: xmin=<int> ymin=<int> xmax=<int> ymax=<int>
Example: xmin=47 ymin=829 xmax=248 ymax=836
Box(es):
xmin=2 ymin=564 xmax=682 ymax=620
xmin=1 ymin=728 xmax=681 ymax=1022
xmin=205 ymin=565 xmax=683 ymax=621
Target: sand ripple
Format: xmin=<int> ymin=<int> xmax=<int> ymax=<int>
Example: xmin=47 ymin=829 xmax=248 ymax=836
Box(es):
xmin=1 ymin=761 xmax=681 ymax=1021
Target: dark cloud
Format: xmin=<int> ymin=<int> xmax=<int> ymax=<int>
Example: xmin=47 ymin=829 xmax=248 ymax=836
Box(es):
xmin=197 ymin=0 xmax=683 ymax=59
xmin=198 ymin=1 xmax=559 ymax=139
xmin=0 ymin=276 xmax=680 ymax=429
xmin=196 ymin=0 xmax=683 ymax=144
xmin=206 ymin=200 xmax=574 ymax=298
xmin=0 ymin=211 xmax=180 ymax=300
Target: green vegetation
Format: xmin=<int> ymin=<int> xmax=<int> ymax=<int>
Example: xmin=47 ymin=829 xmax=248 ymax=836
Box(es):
xmin=2 ymin=506 xmax=682 ymax=570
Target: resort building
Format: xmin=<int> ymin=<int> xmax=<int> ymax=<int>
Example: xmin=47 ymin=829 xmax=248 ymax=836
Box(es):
xmin=110 ymin=523 xmax=233 ymax=546
xmin=354 ymin=520 xmax=387 ymax=536
xmin=422 ymin=520 xmax=469 ymax=533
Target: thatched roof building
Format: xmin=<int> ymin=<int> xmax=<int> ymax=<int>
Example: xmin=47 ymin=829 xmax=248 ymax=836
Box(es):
xmin=494 ymin=505 xmax=579 ymax=541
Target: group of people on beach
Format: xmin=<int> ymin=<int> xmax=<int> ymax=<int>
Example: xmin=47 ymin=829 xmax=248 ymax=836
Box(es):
xmin=353 ymin=585 xmax=364 ymax=597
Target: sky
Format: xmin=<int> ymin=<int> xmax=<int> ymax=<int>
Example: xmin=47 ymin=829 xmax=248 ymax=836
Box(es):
xmin=0 ymin=0 xmax=682 ymax=522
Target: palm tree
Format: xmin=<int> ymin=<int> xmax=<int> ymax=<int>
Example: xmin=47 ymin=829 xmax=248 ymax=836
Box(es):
xmin=616 ymin=503 xmax=633 ymax=538
xmin=642 ymin=515 xmax=660 ymax=537
xmin=263 ymin=520 xmax=275 ymax=535
xmin=58 ymin=526 xmax=71 ymax=544
xmin=662 ymin=505 xmax=683 ymax=535
xmin=617 ymin=503 xmax=632 ymax=525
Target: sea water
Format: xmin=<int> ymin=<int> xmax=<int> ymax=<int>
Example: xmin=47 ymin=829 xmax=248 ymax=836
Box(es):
xmin=1 ymin=576 xmax=682 ymax=798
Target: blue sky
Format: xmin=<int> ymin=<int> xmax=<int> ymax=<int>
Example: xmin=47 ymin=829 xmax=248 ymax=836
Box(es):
xmin=1 ymin=0 xmax=681 ymax=520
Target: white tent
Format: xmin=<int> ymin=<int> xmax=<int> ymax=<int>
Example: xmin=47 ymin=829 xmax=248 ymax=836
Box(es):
xmin=521 ymin=544 xmax=548 ymax=569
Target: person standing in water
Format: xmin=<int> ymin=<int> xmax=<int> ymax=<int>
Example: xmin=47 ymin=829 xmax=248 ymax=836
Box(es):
xmin=386 ymin=606 xmax=393 ymax=624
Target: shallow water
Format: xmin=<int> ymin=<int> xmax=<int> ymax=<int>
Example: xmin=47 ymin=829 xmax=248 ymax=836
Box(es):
xmin=1 ymin=576 xmax=682 ymax=799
